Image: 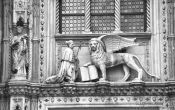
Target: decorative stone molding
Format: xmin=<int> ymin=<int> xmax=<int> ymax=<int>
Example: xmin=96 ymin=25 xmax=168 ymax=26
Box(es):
xmin=2 ymin=80 xmax=175 ymax=109
xmin=0 ymin=82 xmax=174 ymax=97
xmin=38 ymin=96 xmax=169 ymax=110
xmin=39 ymin=0 xmax=45 ymax=83
xmin=161 ymin=0 xmax=169 ymax=81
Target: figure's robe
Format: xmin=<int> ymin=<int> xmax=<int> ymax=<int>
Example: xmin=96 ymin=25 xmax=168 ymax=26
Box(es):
xmin=45 ymin=47 xmax=76 ymax=83
xmin=11 ymin=34 xmax=28 ymax=79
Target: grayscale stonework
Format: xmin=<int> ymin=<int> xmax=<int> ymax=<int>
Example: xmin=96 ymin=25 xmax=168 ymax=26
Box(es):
xmin=0 ymin=0 xmax=175 ymax=110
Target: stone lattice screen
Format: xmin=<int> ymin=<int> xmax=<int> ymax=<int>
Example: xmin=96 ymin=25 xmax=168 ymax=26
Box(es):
xmin=56 ymin=0 xmax=85 ymax=34
xmin=90 ymin=0 xmax=115 ymax=33
xmin=120 ymin=0 xmax=146 ymax=32
xmin=56 ymin=0 xmax=147 ymax=33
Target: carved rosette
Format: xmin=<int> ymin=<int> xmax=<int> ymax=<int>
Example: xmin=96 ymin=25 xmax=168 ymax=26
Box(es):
xmin=38 ymin=96 xmax=169 ymax=110
xmin=161 ymin=0 xmax=169 ymax=81
xmin=40 ymin=0 xmax=45 ymax=83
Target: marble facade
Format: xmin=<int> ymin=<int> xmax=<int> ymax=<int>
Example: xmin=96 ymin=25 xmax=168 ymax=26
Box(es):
xmin=0 ymin=0 xmax=175 ymax=110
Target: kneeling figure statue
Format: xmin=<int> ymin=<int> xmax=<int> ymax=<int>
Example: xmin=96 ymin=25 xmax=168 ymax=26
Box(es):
xmin=45 ymin=40 xmax=79 ymax=83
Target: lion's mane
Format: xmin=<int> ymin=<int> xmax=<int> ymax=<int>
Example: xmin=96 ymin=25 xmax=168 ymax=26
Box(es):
xmin=89 ymin=39 xmax=107 ymax=66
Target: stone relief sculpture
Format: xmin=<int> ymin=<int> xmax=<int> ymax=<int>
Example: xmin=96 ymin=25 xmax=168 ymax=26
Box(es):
xmin=85 ymin=34 xmax=160 ymax=82
xmin=45 ymin=40 xmax=80 ymax=84
xmin=11 ymin=17 xmax=29 ymax=80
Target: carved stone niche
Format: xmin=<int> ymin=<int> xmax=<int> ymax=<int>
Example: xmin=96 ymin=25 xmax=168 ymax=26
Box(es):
xmin=55 ymin=33 xmax=152 ymax=82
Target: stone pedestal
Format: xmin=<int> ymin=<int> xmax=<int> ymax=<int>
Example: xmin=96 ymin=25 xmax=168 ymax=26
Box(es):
xmin=10 ymin=96 xmax=30 ymax=110
xmin=169 ymin=97 xmax=175 ymax=110
xmin=8 ymin=81 xmax=30 ymax=110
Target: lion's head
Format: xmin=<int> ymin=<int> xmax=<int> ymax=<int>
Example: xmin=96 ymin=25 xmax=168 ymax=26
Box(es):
xmin=89 ymin=38 xmax=106 ymax=54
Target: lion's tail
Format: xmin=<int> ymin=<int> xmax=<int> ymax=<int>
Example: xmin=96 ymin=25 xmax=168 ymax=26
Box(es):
xmin=132 ymin=55 xmax=160 ymax=81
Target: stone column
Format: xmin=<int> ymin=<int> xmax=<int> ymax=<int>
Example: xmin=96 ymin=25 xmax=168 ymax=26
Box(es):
xmin=0 ymin=0 xmax=3 ymax=82
xmin=146 ymin=0 xmax=151 ymax=32
xmin=168 ymin=0 xmax=175 ymax=81
xmin=43 ymin=0 xmax=56 ymax=80
xmin=1 ymin=0 xmax=13 ymax=82
xmin=113 ymin=0 xmax=122 ymax=33
xmin=31 ymin=0 xmax=40 ymax=83
xmin=150 ymin=0 xmax=169 ymax=81
xmin=83 ymin=0 xmax=91 ymax=33
xmin=150 ymin=0 xmax=162 ymax=81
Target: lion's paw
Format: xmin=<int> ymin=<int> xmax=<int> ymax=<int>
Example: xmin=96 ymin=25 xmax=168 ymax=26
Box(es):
xmin=132 ymin=78 xmax=143 ymax=82
xmin=98 ymin=78 xmax=107 ymax=82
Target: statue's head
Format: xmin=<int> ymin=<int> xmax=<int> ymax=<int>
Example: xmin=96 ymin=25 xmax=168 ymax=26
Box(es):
xmin=89 ymin=38 xmax=106 ymax=53
xmin=16 ymin=17 xmax=24 ymax=34
xmin=65 ymin=40 xmax=74 ymax=49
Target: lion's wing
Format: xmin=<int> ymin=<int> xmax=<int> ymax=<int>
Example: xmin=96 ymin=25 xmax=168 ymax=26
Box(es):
xmin=100 ymin=34 xmax=139 ymax=52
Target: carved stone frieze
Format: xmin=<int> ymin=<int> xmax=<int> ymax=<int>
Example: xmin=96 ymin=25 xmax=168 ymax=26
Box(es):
xmin=0 ymin=82 xmax=175 ymax=97
xmin=161 ymin=0 xmax=169 ymax=81
xmin=38 ymin=96 xmax=169 ymax=110
xmin=39 ymin=0 xmax=45 ymax=83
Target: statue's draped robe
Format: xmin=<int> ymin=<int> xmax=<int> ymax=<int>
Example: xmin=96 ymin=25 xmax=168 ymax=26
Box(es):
xmin=11 ymin=34 xmax=28 ymax=78
xmin=45 ymin=47 xmax=76 ymax=83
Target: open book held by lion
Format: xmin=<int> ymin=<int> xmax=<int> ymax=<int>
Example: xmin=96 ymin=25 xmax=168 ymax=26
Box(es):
xmin=84 ymin=34 xmax=160 ymax=82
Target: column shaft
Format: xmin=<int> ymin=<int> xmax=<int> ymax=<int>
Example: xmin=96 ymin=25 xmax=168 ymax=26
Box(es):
xmin=114 ymin=0 xmax=121 ymax=33
xmin=146 ymin=0 xmax=151 ymax=32
xmin=1 ymin=0 xmax=12 ymax=82
xmin=31 ymin=0 xmax=40 ymax=82
xmin=84 ymin=0 xmax=91 ymax=33
xmin=168 ymin=0 xmax=175 ymax=80
xmin=0 ymin=0 xmax=3 ymax=82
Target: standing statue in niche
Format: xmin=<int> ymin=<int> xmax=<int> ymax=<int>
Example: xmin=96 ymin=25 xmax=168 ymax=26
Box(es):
xmin=85 ymin=34 xmax=160 ymax=82
xmin=45 ymin=40 xmax=80 ymax=84
xmin=11 ymin=17 xmax=29 ymax=80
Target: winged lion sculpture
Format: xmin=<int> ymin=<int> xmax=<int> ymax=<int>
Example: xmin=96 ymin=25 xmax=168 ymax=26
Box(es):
xmin=85 ymin=34 xmax=159 ymax=82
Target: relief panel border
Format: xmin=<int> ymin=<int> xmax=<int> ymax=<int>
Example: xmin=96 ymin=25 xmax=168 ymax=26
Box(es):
xmin=38 ymin=96 xmax=169 ymax=110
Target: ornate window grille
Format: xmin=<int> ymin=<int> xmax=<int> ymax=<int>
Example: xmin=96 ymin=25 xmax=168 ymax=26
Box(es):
xmin=56 ymin=0 xmax=147 ymax=34
xmin=57 ymin=0 xmax=85 ymax=34
xmin=90 ymin=0 xmax=115 ymax=33
xmin=121 ymin=0 xmax=147 ymax=32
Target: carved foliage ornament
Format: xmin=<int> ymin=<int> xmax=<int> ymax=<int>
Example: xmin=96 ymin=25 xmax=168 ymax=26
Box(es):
xmin=0 ymin=82 xmax=175 ymax=97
